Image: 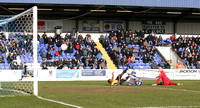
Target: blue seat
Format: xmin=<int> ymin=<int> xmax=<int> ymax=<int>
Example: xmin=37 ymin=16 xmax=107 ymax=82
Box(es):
xmin=123 ymin=66 xmax=128 ymax=69
xmin=138 ymin=66 xmax=144 ymax=69
xmin=139 ymin=60 xmax=143 ymax=63
xmin=135 ymin=60 xmax=139 ymax=63
xmin=128 ymin=44 xmax=132 ymax=48
xmin=119 ymin=66 xmax=123 ymax=69
xmin=179 ymin=47 xmax=182 ymax=51
xmin=133 ymin=66 xmax=139 ymax=69
xmin=147 ymin=66 xmax=152 ymax=69
xmin=146 ymin=63 xmax=150 ymax=66
xmin=84 ymin=66 xmax=92 ymax=69
xmin=133 ymin=63 xmax=138 ymax=66
xmin=140 ymin=63 xmax=145 ymax=66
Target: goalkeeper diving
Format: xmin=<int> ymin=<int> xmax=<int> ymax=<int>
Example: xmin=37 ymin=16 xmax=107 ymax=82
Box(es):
xmin=152 ymin=67 xmax=183 ymax=86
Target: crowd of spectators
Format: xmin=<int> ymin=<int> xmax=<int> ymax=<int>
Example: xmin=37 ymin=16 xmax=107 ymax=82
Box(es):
xmin=100 ymin=28 xmax=200 ymax=69
xmin=39 ymin=30 xmax=107 ymax=69
xmin=2 ymin=27 xmax=200 ymax=70
xmin=0 ymin=32 xmax=32 ymax=70
xmin=170 ymin=35 xmax=200 ymax=69
xmin=99 ymin=29 xmax=170 ymax=69
xmin=0 ymin=28 xmax=108 ymax=70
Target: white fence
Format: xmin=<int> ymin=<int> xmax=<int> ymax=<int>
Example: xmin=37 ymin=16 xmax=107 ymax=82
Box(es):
xmin=0 ymin=69 xmax=199 ymax=81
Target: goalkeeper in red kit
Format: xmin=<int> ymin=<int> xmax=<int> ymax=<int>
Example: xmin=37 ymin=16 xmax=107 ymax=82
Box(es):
xmin=152 ymin=67 xmax=183 ymax=86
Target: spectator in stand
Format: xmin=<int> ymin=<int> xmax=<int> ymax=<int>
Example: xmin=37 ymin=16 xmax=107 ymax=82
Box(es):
xmin=143 ymin=40 xmax=148 ymax=47
xmin=10 ymin=62 xmax=16 ymax=70
xmin=78 ymin=34 xmax=83 ymax=41
xmin=176 ymin=61 xmax=183 ymax=69
xmin=71 ymin=28 xmax=76 ymax=38
xmin=49 ymin=60 xmax=54 ymax=67
xmin=67 ymin=46 xmax=74 ymax=53
xmin=71 ymin=57 xmax=77 ymax=66
xmin=151 ymin=61 xmax=158 ymax=69
xmin=138 ymin=49 xmax=144 ymax=57
xmin=55 ymin=50 xmax=59 ymax=56
xmin=158 ymin=35 xmax=163 ymax=43
xmin=146 ymin=33 xmax=154 ymax=45
xmin=100 ymin=59 xmax=107 ymax=69
xmin=19 ymin=63 xmax=24 ymax=69
xmin=40 ymin=48 xmax=45 ymax=56
xmin=148 ymin=55 xmax=154 ymax=63
xmin=78 ymin=63 xmax=84 ymax=69
xmin=141 ymin=30 xmax=145 ymax=38
xmin=75 ymin=42 xmax=80 ymax=50
xmin=57 ymin=64 xmax=63 ymax=69
xmin=7 ymin=53 xmax=13 ymax=63
xmin=46 ymin=60 xmax=50 ymax=67
xmin=84 ymin=58 xmax=89 ymax=66
xmin=56 ymin=39 xmax=62 ymax=47
xmin=196 ymin=61 xmax=200 ymax=69
xmin=75 ymin=51 xmax=81 ymax=61
xmin=88 ymin=58 xmax=94 ymax=67
xmin=48 ymin=39 xmax=54 ymax=46
xmin=103 ymin=39 xmax=109 ymax=49
xmin=109 ymin=30 xmax=115 ymax=38
xmin=143 ymin=54 xmax=148 ymax=63
xmin=43 ymin=35 xmax=49 ymax=44
xmin=127 ymin=57 xmax=132 ymax=63
xmin=0 ymin=55 xmax=4 ymax=63
xmin=20 ymin=48 xmax=26 ymax=56
xmin=58 ymin=59 xmax=63 ymax=66
xmin=49 ymin=48 xmax=54 ymax=56
xmin=159 ymin=61 xmax=165 ymax=68
xmin=135 ymin=30 xmax=141 ymax=38
xmin=164 ymin=62 xmax=170 ymax=69
xmin=99 ymin=35 xmax=106 ymax=45
xmin=41 ymin=52 xmax=47 ymax=59
xmin=121 ymin=58 xmax=127 ymax=66
xmin=46 ymin=51 xmax=52 ymax=60
xmin=116 ymin=29 xmax=122 ymax=39
xmin=42 ymin=32 xmax=47 ymax=39
xmin=54 ymin=58 xmax=58 ymax=67
xmin=96 ymin=52 xmax=103 ymax=59
xmin=58 ymin=49 xmax=62 ymax=56
xmin=62 ymin=59 xmax=68 ymax=66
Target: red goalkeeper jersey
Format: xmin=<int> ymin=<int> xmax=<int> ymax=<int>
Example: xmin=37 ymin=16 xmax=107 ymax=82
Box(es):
xmin=156 ymin=70 xmax=172 ymax=85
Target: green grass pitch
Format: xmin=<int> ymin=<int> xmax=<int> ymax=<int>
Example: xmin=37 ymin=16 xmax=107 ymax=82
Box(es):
xmin=0 ymin=80 xmax=200 ymax=108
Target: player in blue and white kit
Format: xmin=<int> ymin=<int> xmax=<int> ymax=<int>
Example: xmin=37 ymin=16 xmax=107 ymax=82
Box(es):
xmin=127 ymin=69 xmax=142 ymax=86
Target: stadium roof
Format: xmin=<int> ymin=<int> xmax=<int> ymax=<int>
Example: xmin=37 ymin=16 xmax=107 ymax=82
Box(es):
xmin=0 ymin=0 xmax=200 ymax=9
xmin=1 ymin=0 xmax=200 ymax=21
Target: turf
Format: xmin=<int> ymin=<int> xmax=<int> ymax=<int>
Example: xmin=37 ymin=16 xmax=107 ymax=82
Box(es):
xmin=0 ymin=80 xmax=200 ymax=108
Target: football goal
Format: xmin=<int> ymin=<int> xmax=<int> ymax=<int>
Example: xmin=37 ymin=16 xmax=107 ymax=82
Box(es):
xmin=0 ymin=6 xmax=38 ymax=96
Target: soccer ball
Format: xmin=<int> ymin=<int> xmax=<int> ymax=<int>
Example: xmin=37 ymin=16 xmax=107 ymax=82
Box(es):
xmin=61 ymin=44 xmax=68 ymax=50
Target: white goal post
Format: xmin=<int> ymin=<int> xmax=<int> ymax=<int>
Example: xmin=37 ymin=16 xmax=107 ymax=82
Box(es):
xmin=0 ymin=6 xmax=38 ymax=96
xmin=33 ymin=6 xmax=38 ymax=96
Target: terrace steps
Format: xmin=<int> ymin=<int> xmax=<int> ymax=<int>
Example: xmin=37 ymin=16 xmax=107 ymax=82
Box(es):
xmin=95 ymin=42 xmax=117 ymax=69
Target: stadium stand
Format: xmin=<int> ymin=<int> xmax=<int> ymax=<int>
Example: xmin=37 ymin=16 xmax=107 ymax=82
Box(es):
xmin=38 ymin=32 xmax=108 ymax=69
xmin=99 ymin=29 xmax=167 ymax=69
xmin=170 ymin=35 xmax=200 ymax=69
xmin=1 ymin=26 xmax=200 ymax=70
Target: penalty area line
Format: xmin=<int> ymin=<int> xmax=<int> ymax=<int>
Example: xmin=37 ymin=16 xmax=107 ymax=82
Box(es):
xmin=36 ymin=96 xmax=82 ymax=108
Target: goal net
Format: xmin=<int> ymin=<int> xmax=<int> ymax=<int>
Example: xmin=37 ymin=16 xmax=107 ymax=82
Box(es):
xmin=0 ymin=6 xmax=38 ymax=96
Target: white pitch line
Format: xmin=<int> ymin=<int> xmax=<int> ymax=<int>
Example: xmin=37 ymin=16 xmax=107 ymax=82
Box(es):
xmin=36 ymin=96 xmax=82 ymax=108
xmin=147 ymin=87 xmax=200 ymax=93
xmin=135 ymin=106 xmax=200 ymax=108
